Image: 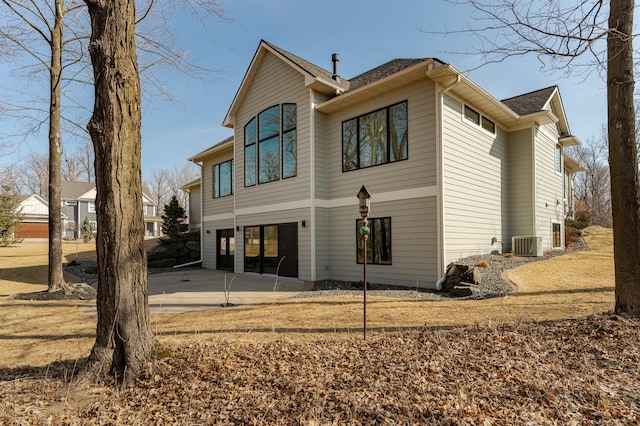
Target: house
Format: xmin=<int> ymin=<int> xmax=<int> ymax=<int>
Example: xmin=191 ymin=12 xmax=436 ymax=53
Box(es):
xmin=187 ymin=40 xmax=583 ymax=288
xmin=61 ymin=181 xmax=161 ymax=239
xmin=15 ymin=194 xmax=61 ymax=239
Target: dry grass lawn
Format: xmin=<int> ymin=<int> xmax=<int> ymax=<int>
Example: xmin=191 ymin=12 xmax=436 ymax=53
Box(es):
xmin=0 ymin=227 xmax=614 ymax=369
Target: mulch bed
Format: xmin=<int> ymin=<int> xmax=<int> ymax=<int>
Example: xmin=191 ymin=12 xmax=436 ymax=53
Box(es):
xmin=1 ymin=313 xmax=638 ymax=424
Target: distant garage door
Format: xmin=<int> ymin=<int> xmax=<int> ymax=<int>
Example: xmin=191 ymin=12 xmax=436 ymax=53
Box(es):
xmin=16 ymin=222 xmax=49 ymax=239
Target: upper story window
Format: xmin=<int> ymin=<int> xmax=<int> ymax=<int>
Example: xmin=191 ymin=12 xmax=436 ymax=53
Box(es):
xmin=464 ymin=105 xmax=496 ymax=134
xmin=342 ymin=101 xmax=408 ymax=172
xmin=244 ymin=103 xmax=297 ymax=187
xmin=88 ymin=201 xmax=95 ymax=213
xmin=555 ymin=144 xmax=562 ymax=173
xmin=213 ymin=159 xmax=233 ymax=198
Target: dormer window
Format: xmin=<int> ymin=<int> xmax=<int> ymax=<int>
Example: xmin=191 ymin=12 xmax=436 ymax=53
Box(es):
xmin=244 ymin=103 xmax=297 ymax=187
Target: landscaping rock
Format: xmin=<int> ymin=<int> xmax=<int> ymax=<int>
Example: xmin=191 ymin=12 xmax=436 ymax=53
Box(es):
xmin=450 ymin=285 xmax=473 ymax=297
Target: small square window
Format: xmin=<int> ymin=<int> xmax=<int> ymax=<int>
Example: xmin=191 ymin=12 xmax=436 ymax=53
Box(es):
xmin=464 ymin=106 xmax=480 ymax=125
xmin=482 ymin=117 xmax=495 ymax=134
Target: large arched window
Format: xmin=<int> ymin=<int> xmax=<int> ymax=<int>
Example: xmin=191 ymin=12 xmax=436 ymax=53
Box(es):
xmin=244 ymin=103 xmax=297 ymax=187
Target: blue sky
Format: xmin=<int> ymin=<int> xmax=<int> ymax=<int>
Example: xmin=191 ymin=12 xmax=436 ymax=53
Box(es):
xmin=1 ymin=0 xmax=608 ymax=179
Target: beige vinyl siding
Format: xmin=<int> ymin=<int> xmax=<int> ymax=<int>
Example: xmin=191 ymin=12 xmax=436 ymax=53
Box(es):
xmin=234 ymin=52 xmax=312 ymax=209
xmin=323 ymin=79 xmax=437 ymax=200
xmin=314 ymin=207 xmax=330 ymax=281
xmin=197 ymin=148 xmax=235 ymax=270
xmin=236 ymin=208 xmax=310 ymax=280
xmin=187 ymin=184 xmax=201 ymax=229
xmin=441 ymin=94 xmax=509 ymax=263
xmin=534 ymin=123 xmax=565 ymax=249
xmin=201 ymin=219 xmax=234 ymax=269
xmin=201 ymin=150 xmax=234 ymax=217
xmin=313 ymin=92 xmax=331 ymax=200
xmin=507 ymin=128 xmax=534 ymax=247
xmin=327 ymin=198 xmax=438 ymax=288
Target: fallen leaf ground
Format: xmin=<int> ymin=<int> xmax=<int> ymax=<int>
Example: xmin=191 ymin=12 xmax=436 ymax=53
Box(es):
xmin=1 ymin=227 xmax=638 ymax=424
xmin=1 ymin=314 xmax=638 ymax=424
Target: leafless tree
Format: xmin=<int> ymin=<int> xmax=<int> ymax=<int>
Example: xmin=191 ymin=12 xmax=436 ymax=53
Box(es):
xmin=143 ymin=167 xmax=170 ymax=215
xmin=78 ymin=141 xmax=94 ymax=182
xmin=79 ymin=0 xmax=226 ymax=385
xmin=1 ymin=0 xmax=227 ymax=293
xmin=166 ymin=163 xmax=198 ymax=209
xmin=17 ymin=152 xmax=50 ymax=198
xmin=439 ymin=0 xmax=640 ymax=315
xmin=571 ymin=130 xmax=612 ymax=227
xmin=62 ymin=151 xmax=84 ymax=181
xmin=0 ymin=0 xmax=90 ymax=292
xmin=83 ymin=0 xmax=154 ymax=387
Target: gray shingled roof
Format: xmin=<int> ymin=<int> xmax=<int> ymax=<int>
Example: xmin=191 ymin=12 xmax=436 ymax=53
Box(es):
xmin=61 ymin=181 xmax=95 ymax=200
xmin=212 ymin=135 xmax=233 ymax=148
xmin=501 ymin=86 xmax=557 ymax=116
xmin=263 ymin=40 xmax=351 ymax=91
xmin=348 ymin=58 xmax=431 ymax=91
xmin=264 ymin=41 xmax=449 ymax=95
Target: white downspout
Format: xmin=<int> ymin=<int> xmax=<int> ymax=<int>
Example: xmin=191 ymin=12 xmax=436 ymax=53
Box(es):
xmin=435 ymin=73 xmax=461 ymax=279
xmin=309 ymin=88 xmax=317 ymax=281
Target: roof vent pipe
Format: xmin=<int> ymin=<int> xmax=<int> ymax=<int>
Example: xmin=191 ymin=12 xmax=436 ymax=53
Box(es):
xmin=331 ymin=53 xmax=340 ymax=83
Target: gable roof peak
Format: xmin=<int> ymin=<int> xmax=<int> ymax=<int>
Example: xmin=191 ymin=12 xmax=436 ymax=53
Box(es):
xmin=501 ymin=85 xmax=558 ymax=116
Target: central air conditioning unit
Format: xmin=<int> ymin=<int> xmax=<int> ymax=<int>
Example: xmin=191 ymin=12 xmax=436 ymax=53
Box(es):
xmin=512 ymin=235 xmax=543 ymax=257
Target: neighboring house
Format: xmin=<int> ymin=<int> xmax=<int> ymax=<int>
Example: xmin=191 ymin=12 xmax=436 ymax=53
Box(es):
xmin=61 ymin=181 xmax=161 ymax=239
xmin=181 ymin=177 xmax=202 ymax=230
xmin=15 ymin=194 xmax=62 ymax=239
xmin=187 ymin=40 xmax=583 ymax=288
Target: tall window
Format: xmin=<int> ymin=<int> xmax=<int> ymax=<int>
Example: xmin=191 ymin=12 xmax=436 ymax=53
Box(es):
xmin=555 ymin=144 xmax=562 ymax=173
xmin=213 ymin=159 xmax=233 ymax=198
xmin=244 ymin=103 xmax=297 ymax=187
xmin=342 ymin=101 xmax=408 ymax=172
xmin=356 ymin=217 xmax=392 ymax=265
xmin=552 ymin=222 xmax=561 ymax=248
xmin=88 ymin=201 xmax=95 ymax=213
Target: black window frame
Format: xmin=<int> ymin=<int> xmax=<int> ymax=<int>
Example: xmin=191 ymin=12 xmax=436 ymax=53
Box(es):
xmin=244 ymin=103 xmax=297 ymax=187
xmin=555 ymin=144 xmax=562 ymax=173
xmin=552 ymin=222 xmax=562 ymax=248
xmin=342 ymin=100 xmax=408 ymax=172
xmin=464 ymin=104 xmax=496 ymax=135
xmin=213 ymin=159 xmax=233 ymax=199
xmin=356 ymin=217 xmax=392 ymax=265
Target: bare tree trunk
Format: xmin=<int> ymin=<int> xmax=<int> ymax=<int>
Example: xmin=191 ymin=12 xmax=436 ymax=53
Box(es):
xmin=47 ymin=0 xmax=68 ymax=293
xmin=608 ymin=0 xmax=640 ymax=316
xmin=84 ymin=0 xmax=156 ymax=385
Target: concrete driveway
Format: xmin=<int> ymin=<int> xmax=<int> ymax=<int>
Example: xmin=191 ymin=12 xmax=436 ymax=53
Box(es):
xmin=79 ymin=268 xmax=310 ymax=314
xmin=145 ymin=269 xmax=309 ymax=314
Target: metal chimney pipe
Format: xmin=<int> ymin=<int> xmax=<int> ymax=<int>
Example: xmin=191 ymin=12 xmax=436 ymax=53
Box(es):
xmin=332 ymin=53 xmax=340 ymax=82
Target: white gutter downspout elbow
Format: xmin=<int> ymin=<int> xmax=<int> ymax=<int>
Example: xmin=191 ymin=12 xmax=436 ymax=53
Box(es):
xmin=440 ymin=74 xmax=461 ymax=94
